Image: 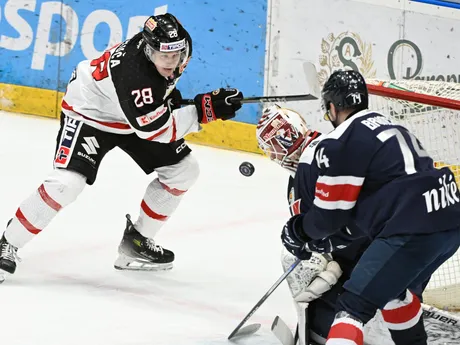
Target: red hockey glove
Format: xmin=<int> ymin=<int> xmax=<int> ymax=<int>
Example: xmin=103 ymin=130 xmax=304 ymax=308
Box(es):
xmin=194 ymin=88 xmax=243 ymax=124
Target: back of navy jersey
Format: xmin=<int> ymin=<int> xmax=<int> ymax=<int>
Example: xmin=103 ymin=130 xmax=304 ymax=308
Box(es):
xmin=308 ymin=110 xmax=460 ymax=239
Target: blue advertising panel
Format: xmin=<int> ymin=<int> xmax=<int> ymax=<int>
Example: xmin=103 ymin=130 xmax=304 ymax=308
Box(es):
xmin=0 ymin=1 xmax=267 ymax=123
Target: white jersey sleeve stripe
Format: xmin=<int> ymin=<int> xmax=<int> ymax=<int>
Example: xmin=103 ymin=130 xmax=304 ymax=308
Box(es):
xmin=317 ymin=175 xmax=365 ymax=186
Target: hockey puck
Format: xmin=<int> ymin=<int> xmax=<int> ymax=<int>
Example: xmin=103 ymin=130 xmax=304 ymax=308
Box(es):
xmin=239 ymin=161 xmax=255 ymax=177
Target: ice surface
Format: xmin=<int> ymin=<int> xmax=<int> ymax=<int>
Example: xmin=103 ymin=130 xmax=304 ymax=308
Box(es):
xmin=0 ymin=111 xmax=296 ymax=345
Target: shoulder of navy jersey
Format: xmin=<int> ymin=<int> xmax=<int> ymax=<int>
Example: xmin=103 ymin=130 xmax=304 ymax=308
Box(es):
xmin=289 ymin=135 xmax=326 ymax=216
xmin=321 ymin=109 xmax=389 ymax=142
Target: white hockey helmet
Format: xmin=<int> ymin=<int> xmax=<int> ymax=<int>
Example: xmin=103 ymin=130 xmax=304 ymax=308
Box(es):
xmin=256 ymin=105 xmax=311 ymax=172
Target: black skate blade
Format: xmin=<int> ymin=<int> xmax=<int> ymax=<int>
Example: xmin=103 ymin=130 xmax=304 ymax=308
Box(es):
xmin=229 ymin=323 xmax=261 ymax=340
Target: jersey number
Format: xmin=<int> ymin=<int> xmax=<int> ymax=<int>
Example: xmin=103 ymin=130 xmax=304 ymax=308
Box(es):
xmin=316 ymin=147 xmax=330 ymax=169
xmin=377 ymin=128 xmax=428 ymax=175
xmin=90 ymin=52 xmax=110 ymax=81
xmin=132 ymin=88 xmax=154 ymax=108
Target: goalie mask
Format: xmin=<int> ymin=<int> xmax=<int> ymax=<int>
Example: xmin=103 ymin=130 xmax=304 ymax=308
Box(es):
xmin=142 ymin=13 xmax=192 ymax=78
xmin=256 ymin=105 xmax=311 ymax=173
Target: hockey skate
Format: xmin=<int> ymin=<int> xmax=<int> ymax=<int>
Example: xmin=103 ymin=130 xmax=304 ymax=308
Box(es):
xmin=114 ymin=214 xmax=174 ymax=271
xmin=0 ymin=229 xmax=19 ymax=283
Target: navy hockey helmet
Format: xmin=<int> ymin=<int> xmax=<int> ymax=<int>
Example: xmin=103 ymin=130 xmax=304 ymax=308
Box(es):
xmin=142 ymin=13 xmax=192 ymax=76
xmin=321 ymin=70 xmax=368 ymax=119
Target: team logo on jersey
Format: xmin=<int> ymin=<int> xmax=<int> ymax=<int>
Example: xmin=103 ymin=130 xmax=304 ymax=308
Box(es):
xmin=423 ymin=173 xmax=460 ymax=213
xmin=54 ymin=117 xmax=82 ymax=168
xmin=318 ymin=32 xmax=376 ymax=86
xmin=136 ymin=106 xmax=168 ymax=126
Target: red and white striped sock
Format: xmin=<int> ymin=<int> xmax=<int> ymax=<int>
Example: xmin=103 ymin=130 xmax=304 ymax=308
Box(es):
xmin=5 ymin=170 xmax=86 ymax=248
xmin=326 ymin=313 xmax=364 ymax=345
xmin=381 ymin=290 xmax=423 ymax=331
xmin=135 ymin=178 xmax=186 ymax=239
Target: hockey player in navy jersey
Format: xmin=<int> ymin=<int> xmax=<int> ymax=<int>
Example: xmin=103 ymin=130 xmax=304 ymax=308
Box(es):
xmin=0 ymin=13 xmax=243 ymax=279
xmin=258 ymin=105 xmax=460 ymax=344
xmin=280 ymin=69 xmax=460 ymax=345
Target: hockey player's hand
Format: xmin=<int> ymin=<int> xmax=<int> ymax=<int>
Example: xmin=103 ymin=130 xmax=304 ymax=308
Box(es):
xmin=194 ymin=88 xmax=243 ymax=124
xmin=281 ymin=215 xmax=312 ymax=260
xmin=304 ymin=229 xmax=353 ymax=253
xmin=168 ymin=88 xmax=183 ymax=111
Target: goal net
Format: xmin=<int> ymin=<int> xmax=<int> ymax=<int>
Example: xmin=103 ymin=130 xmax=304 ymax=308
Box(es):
xmin=367 ymin=79 xmax=460 ymax=311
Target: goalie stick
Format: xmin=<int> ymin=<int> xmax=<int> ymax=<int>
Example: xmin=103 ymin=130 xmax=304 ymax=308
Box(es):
xmin=227 ymin=258 xmax=302 ymax=340
xmin=271 ymin=302 xmax=309 ymax=345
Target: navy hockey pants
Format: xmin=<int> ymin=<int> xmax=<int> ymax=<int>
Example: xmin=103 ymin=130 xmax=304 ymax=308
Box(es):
xmin=337 ymin=226 xmax=460 ymax=344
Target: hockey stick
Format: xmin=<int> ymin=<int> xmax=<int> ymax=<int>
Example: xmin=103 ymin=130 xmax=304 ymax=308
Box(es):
xmin=179 ymin=93 xmax=318 ymax=106
xmin=181 ymin=62 xmax=321 ymax=106
xmin=227 ymin=258 xmax=302 ymax=340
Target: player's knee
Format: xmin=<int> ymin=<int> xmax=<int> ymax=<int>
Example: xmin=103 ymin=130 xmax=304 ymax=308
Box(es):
xmin=156 ymin=154 xmax=200 ymax=191
xmin=43 ymin=169 xmax=87 ymax=207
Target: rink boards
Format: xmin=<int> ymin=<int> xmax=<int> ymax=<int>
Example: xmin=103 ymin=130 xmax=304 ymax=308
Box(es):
xmin=1 ymin=0 xmax=460 ymax=153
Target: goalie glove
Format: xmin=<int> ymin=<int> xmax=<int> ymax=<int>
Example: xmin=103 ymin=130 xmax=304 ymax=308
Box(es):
xmin=294 ymin=260 xmax=342 ymax=302
xmin=281 ymin=248 xmax=342 ymax=303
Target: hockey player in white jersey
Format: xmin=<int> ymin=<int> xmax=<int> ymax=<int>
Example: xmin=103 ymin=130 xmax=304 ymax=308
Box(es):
xmin=257 ymin=105 xmax=460 ymax=345
xmin=0 ymin=13 xmax=243 ymax=279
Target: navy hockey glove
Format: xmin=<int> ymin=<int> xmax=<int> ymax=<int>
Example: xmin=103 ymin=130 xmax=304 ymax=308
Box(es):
xmin=194 ymin=88 xmax=243 ymax=124
xmin=305 ymin=229 xmax=354 ymax=254
xmin=281 ymin=215 xmax=312 ymax=260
